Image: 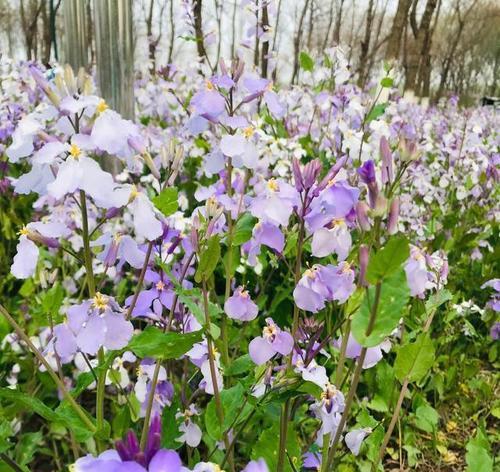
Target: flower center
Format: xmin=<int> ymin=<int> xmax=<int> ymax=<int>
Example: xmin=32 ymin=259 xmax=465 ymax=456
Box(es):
xmin=69 ymin=144 xmax=81 ymax=159
xmin=205 ymin=80 xmax=215 ymax=91
xmin=156 ymin=281 xmax=165 ymax=291
xmin=267 ymin=178 xmax=279 ymax=192
xmin=129 ymin=185 xmax=140 ymax=200
xmin=96 ymin=99 xmax=108 ymax=114
xmin=93 ymin=292 xmax=108 ymax=310
xmin=18 ymin=226 xmax=29 ymax=236
xmin=243 ymin=126 xmax=254 ymax=139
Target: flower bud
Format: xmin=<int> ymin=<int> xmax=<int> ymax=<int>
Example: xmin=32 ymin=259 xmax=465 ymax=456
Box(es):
xmin=372 ymin=194 xmax=387 ymax=217
xmin=387 ymin=197 xmax=400 ymax=235
xmin=63 ymin=65 xmax=77 ymax=95
xmin=356 ymin=202 xmax=371 ymax=231
xmin=379 ymin=136 xmax=393 ymax=184
xmin=399 ymin=137 xmax=419 ymax=162
xmin=359 ymin=244 xmax=369 ymax=287
xmin=143 ymin=151 xmax=161 ymax=180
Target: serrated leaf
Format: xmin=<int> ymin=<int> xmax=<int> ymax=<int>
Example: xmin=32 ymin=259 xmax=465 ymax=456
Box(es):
xmin=128 ymin=326 xmax=202 ymax=359
xmin=152 ymin=187 xmax=179 ymax=217
xmin=366 ymin=236 xmax=409 ymax=284
xmin=195 ymin=235 xmax=221 ymax=283
xmin=299 ymin=51 xmax=314 ymax=72
xmin=352 ymin=270 xmax=409 ymax=347
xmin=233 ymin=213 xmax=257 ymax=246
xmin=394 ymin=333 xmax=435 ymax=383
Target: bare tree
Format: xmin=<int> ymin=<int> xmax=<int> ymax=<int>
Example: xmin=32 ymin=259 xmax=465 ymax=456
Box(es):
xmin=261 ymin=1 xmax=270 ymax=78
xmin=357 ymin=0 xmax=375 ymax=87
xmin=333 ymin=0 xmax=345 ymax=44
xmin=385 ymin=0 xmax=413 ymax=59
xmin=291 ymin=0 xmax=311 ymax=84
xmin=20 ymin=0 xmax=44 ymax=60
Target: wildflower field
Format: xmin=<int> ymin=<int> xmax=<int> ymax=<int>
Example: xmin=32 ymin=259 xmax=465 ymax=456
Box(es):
xmin=0 ymin=1 xmax=498 ymax=471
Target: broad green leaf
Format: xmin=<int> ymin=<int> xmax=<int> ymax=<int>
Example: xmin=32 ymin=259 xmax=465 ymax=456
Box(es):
xmin=233 ymin=213 xmax=257 ymax=246
xmin=394 ymin=333 xmax=435 ymax=383
xmin=15 ymin=432 xmax=42 ymax=466
xmin=55 ymin=401 xmax=99 ymax=442
xmin=366 ymin=236 xmax=409 ymax=284
xmin=128 ymin=326 xmax=202 ymax=359
xmin=299 ymin=51 xmax=314 ymax=72
xmin=195 ymin=235 xmax=221 ymax=283
xmin=413 ymin=404 xmax=439 ymax=433
xmin=224 ymin=354 xmax=254 ymax=375
xmin=466 ymin=427 xmax=492 ymax=471
xmin=0 ymin=388 xmax=61 ymax=424
xmin=152 ymin=187 xmax=179 ymax=217
xmin=366 ymin=103 xmax=388 ymax=123
xmin=380 ymin=77 xmax=393 ymax=88
xmin=351 ymin=270 xmax=409 ymax=347
xmin=40 ymin=283 xmax=65 ymax=318
xmin=0 ymin=421 xmax=13 ymax=453
xmin=205 ymin=383 xmax=250 ymax=440
xmin=252 ymin=422 xmax=302 ymax=472
xmin=425 ymin=289 xmax=452 ymax=313
xmin=161 ymin=397 xmax=183 ymax=449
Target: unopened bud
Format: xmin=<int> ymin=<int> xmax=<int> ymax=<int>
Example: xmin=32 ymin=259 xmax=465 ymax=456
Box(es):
xmin=399 ymin=137 xmax=419 ymax=162
xmin=63 ymin=65 xmax=77 ymax=94
xmin=356 ymin=201 xmax=371 ymax=231
xmin=143 ymin=151 xmax=161 ymax=180
xmin=387 ymin=197 xmax=400 ymax=235
xmin=372 ymin=194 xmax=387 ymax=217
xmin=379 ymin=136 xmax=393 ymax=184
xmin=359 ymin=244 xmax=369 ymax=287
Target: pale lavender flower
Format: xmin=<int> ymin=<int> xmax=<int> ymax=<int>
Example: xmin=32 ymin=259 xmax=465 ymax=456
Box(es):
xmin=249 ymin=318 xmax=294 ymax=365
xmin=224 ymin=286 xmax=259 ymax=321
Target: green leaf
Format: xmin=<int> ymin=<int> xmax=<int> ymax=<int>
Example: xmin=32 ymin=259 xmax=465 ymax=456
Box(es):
xmin=40 ymin=283 xmax=65 ymax=318
xmin=366 ymin=103 xmax=388 ymax=123
xmin=252 ymin=422 xmax=302 ymax=472
xmin=424 ymin=289 xmax=452 ymax=313
xmin=466 ymin=429 xmax=492 ymax=472
xmin=15 ymin=432 xmax=42 ymax=466
xmin=351 ymin=270 xmax=409 ymax=347
xmin=380 ymin=77 xmax=394 ymax=88
xmin=225 ymin=354 xmax=254 ymax=376
xmin=195 ymin=235 xmax=221 ymax=283
xmin=0 ymin=421 xmax=13 ymax=453
xmin=152 ymin=187 xmax=179 ymax=217
xmin=233 ymin=213 xmax=257 ymax=246
xmin=299 ymin=51 xmax=314 ymax=72
xmin=55 ymin=401 xmax=98 ymax=442
xmin=366 ymin=236 xmax=409 ymax=284
xmin=394 ymin=333 xmax=435 ymax=383
xmin=161 ymin=397 xmax=183 ymax=449
xmin=413 ymin=404 xmax=439 ymax=433
xmin=205 ymin=384 xmax=250 ymax=440
xmin=128 ymin=326 xmax=202 ymax=359
xmin=0 ymin=388 xmax=61 ymax=424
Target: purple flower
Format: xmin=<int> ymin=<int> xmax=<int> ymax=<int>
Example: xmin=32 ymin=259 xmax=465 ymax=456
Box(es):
xmin=249 ymin=318 xmax=294 ymax=365
xmin=190 ymin=81 xmax=226 ymax=121
xmin=305 ymin=181 xmax=359 ymax=233
xmin=310 ymin=383 xmax=345 ymax=444
xmin=91 ymin=233 xmax=145 ymax=269
xmin=293 ymin=263 xmax=355 ymax=313
xmin=490 ymin=323 xmax=500 ymax=340
xmin=224 ymin=286 xmax=259 ymax=321
xmin=11 ymin=221 xmax=70 ymax=279
xmin=126 ymin=270 xmax=175 ymax=319
xmin=311 ymin=218 xmax=352 ymax=260
xmin=405 ymin=247 xmax=429 ymax=297
xmin=345 ymin=427 xmax=372 ymax=455
xmin=250 ymin=179 xmax=299 ymax=227
xmin=54 ymin=294 xmax=133 ymax=360
xmin=75 ymin=417 xmax=183 ymax=471
xmin=335 ymin=334 xmax=391 ymax=369
xmin=242 ymin=459 xmax=269 ymax=472
xmin=357 ymin=160 xmax=376 ymax=184
xmin=243 ymin=221 xmax=285 ymax=265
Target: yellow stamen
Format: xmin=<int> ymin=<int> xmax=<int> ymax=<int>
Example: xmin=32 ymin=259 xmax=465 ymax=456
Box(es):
xmin=130 ymin=185 xmax=140 ymax=200
xmin=267 ymin=178 xmax=279 ymax=192
xmin=96 ymin=99 xmax=108 ymax=114
xmin=156 ymin=281 xmax=165 ymax=291
xmin=18 ymin=226 xmax=29 ymax=236
xmin=93 ymin=292 xmax=108 ymax=310
xmin=69 ymin=143 xmax=81 ymax=159
xmin=205 ymin=80 xmax=215 ymax=91
xmin=243 ymin=126 xmax=255 ymax=139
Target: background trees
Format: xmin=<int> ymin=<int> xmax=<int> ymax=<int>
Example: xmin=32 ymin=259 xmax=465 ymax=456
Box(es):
xmin=0 ymin=0 xmax=498 ymax=103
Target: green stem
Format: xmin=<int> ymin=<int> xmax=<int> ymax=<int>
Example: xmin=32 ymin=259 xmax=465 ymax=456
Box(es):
xmin=202 ymin=280 xmax=234 ymax=472
xmin=325 ymin=282 xmax=382 ymax=470
xmin=277 ymin=400 xmax=290 ymax=472
xmin=320 ymin=432 xmax=331 ymax=472
xmin=335 ymin=318 xmax=351 ymax=386
xmin=79 ymin=190 xmax=95 ymax=297
xmin=0 ymin=304 xmax=96 ymax=433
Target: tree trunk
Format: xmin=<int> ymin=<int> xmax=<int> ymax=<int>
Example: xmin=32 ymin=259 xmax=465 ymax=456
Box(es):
xmin=167 ymin=0 xmax=175 ymax=64
xmin=333 ymin=0 xmax=345 ymax=44
xmin=357 ymin=0 xmax=375 ymax=87
xmin=405 ymin=0 xmax=438 ymax=92
xmin=63 ymin=0 xmax=89 ymax=71
xmin=261 ymin=2 xmax=270 ymax=78
xmin=94 ymin=0 xmax=135 ymax=174
xmin=385 ymin=0 xmax=412 ymax=60
xmin=193 ymin=0 xmax=208 ymax=63
xmin=290 ymin=0 xmax=311 ymax=84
